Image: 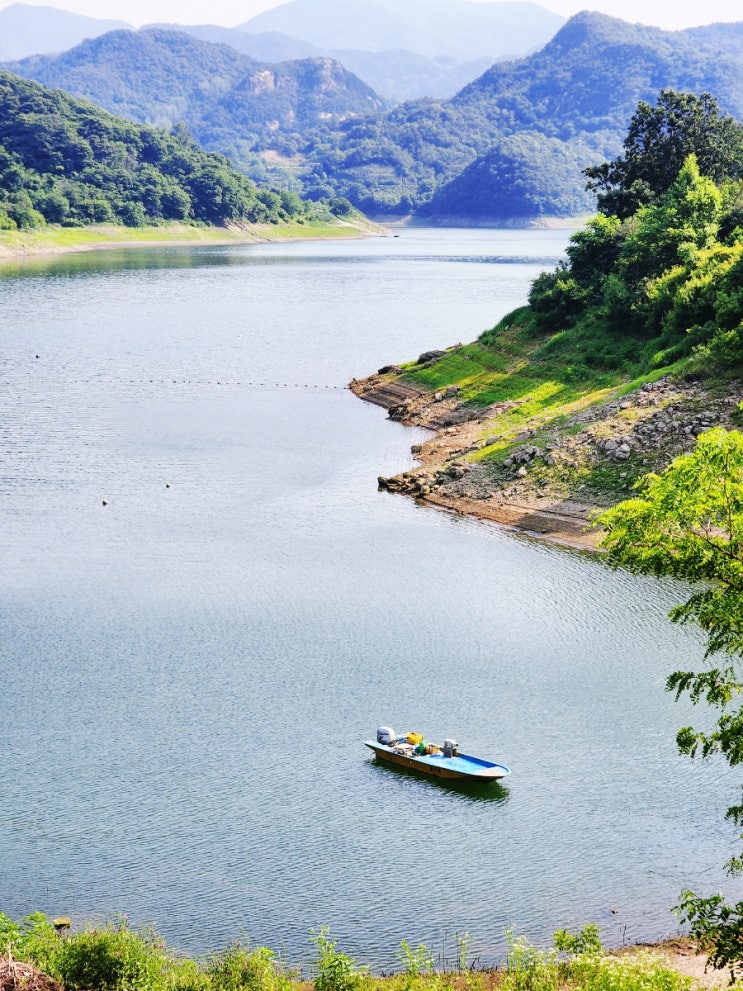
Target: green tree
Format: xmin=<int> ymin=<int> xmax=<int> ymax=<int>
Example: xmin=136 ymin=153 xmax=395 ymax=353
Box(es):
xmin=585 ymin=90 xmax=743 ymax=219
xmin=597 ymin=427 xmax=743 ymax=979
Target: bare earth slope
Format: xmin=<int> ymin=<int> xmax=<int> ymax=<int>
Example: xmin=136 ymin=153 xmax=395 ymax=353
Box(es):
xmin=351 ymin=367 xmax=743 ymax=551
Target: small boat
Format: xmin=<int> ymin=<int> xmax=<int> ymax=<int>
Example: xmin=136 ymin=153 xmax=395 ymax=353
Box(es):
xmin=365 ymin=726 xmax=510 ymax=783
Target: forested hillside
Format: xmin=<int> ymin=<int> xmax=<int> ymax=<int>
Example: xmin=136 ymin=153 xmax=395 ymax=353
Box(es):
xmin=7 ymin=12 xmax=743 ymax=219
xmin=303 ymin=12 xmax=743 ymax=216
xmin=357 ymin=91 xmax=743 ymax=544
xmin=0 ymin=71 xmax=313 ymax=229
xmin=6 ymin=29 xmax=386 ymax=142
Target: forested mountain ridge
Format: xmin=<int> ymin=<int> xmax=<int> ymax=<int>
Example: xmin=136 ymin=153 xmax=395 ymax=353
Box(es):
xmin=7 ymin=12 xmax=743 ymax=219
xmin=153 ymin=23 xmax=497 ymax=101
xmin=303 ymin=11 xmax=743 ymax=216
xmin=0 ymin=70 xmax=316 ymax=229
xmin=453 ymin=12 xmax=743 ymax=131
xmin=5 ymin=29 xmax=386 ymax=136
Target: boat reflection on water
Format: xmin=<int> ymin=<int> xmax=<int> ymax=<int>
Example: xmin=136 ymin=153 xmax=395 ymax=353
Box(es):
xmin=366 ymin=752 xmax=511 ymax=804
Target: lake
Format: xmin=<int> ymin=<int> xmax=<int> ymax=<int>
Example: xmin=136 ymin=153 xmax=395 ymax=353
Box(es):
xmin=1 ymin=227 xmax=739 ymax=970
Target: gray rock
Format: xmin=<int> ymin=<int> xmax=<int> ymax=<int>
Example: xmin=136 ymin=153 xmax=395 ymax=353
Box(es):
xmin=417 ymin=350 xmax=445 ymax=364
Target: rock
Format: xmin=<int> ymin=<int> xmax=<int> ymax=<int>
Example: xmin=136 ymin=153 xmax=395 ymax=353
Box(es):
xmin=445 ymin=386 xmax=460 ymax=397
xmin=604 ymin=439 xmax=618 ymax=451
xmin=417 ymin=350 xmax=445 ymax=364
xmin=377 ymin=365 xmax=400 ymax=375
xmin=517 ymin=466 xmax=528 ymax=478
xmin=411 ymin=444 xmax=422 ymax=454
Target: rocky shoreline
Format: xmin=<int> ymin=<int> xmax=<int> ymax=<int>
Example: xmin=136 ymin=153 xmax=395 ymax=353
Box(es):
xmin=351 ymin=360 xmax=743 ymax=552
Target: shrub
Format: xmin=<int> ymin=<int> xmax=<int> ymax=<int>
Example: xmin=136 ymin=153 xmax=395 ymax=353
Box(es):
xmin=311 ymin=928 xmax=367 ymax=991
xmin=54 ymin=918 xmax=168 ymax=991
xmin=207 ymin=943 xmax=291 ymax=991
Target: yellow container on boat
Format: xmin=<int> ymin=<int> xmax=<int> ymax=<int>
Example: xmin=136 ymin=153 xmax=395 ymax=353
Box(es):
xmin=407 ymin=732 xmax=423 ymax=745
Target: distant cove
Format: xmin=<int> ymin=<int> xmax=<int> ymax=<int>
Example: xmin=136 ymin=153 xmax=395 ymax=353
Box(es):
xmin=1 ymin=229 xmax=737 ymax=968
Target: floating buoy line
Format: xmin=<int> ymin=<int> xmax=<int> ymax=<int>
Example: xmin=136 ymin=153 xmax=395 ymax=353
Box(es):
xmin=8 ymin=379 xmax=348 ymax=390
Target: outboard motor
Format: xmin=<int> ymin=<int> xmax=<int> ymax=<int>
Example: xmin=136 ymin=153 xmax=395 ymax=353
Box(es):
xmin=377 ymin=726 xmax=396 ymax=745
xmin=443 ymin=738 xmax=458 ymax=758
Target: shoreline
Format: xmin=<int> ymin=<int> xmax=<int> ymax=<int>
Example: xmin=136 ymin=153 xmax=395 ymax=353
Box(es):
xmin=350 ymin=375 xmax=604 ymax=551
xmin=351 ymin=365 xmax=743 ymax=553
xmin=0 ymin=217 xmax=383 ymax=261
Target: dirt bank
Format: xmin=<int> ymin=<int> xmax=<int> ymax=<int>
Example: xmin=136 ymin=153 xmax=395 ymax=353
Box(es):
xmin=350 ymin=367 xmax=743 ymax=552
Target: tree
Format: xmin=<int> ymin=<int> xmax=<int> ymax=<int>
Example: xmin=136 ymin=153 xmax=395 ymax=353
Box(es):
xmin=597 ymin=427 xmax=743 ymax=979
xmin=585 ymin=91 xmax=743 ymax=220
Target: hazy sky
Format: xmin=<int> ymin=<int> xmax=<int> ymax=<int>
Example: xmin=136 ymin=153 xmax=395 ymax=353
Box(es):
xmin=2 ymin=0 xmax=741 ymax=31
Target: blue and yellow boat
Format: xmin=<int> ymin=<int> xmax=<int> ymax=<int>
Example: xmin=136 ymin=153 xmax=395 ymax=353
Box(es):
xmin=365 ymin=727 xmax=510 ymax=783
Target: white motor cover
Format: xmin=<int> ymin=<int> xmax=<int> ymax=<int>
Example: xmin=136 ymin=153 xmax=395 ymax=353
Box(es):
xmin=377 ymin=726 xmax=396 ymax=745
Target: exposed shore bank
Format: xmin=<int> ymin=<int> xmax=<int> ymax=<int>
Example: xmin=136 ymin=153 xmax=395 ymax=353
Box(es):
xmin=0 ymin=217 xmax=383 ymax=261
xmin=351 ymin=363 xmax=743 ymax=552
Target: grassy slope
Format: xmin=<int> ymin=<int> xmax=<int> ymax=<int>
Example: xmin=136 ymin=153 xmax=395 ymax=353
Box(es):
xmin=365 ymin=306 xmax=738 ymax=519
xmin=0 ymin=217 xmax=381 ymax=258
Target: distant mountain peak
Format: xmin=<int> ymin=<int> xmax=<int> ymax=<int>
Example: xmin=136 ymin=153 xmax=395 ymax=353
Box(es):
xmin=0 ymin=2 xmax=131 ymax=60
xmin=238 ymin=0 xmax=565 ymax=60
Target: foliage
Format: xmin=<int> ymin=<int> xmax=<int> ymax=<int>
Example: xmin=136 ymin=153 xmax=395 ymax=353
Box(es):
xmin=584 ymin=90 xmax=743 ymax=219
xmin=207 ymin=944 xmax=292 ymax=991
xmin=553 ymin=925 xmax=603 ymax=956
xmin=419 ymin=132 xmax=596 ymax=220
xmin=499 ymin=929 xmax=691 ymax=991
xmin=11 ymin=13 xmax=743 ymax=216
xmin=598 ymin=428 xmax=743 ymax=657
xmin=0 ymin=912 xmax=702 ymax=991
xmin=0 ymin=912 xmax=60 ymax=976
xmin=597 ymin=428 xmax=743 ymax=978
xmin=310 ymin=928 xmax=368 ymax=991
xmin=675 ymin=890 xmax=743 ymax=983
xmin=0 ymin=70 xmax=319 ymax=229
xmin=52 ymin=919 xmax=168 ymax=991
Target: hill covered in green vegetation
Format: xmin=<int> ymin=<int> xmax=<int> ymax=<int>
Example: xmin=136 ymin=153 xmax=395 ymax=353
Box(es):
xmin=10 ymin=12 xmax=743 ymax=219
xmin=304 ymin=12 xmax=743 ymax=216
xmin=4 ymin=28 xmax=387 ymax=159
xmin=354 ymin=91 xmax=743 ymax=529
xmin=0 ymin=70 xmax=318 ymax=230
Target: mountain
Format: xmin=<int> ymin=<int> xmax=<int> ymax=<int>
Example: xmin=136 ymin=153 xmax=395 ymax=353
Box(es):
xmin=151 ymin=23 xmax=496 ymax=100
xmin=0 ymin=3 xmax=130 ymax=60
xmin=151 ymin=25 xmax=320 ymax=63
xmin=452 ymin=12 xmax=743 ymax=131
xmin=419 ymin=132 xmax=597 ymax=220
xmin=239 ymin=0 xmax=565 ymax=61
xmin=9 ymin=12 xmax=743 ymax=221
xmin=0 ymin=0 xmax=561 ymax=103
xmin=0 ymin=69 xmax=309 ymax=228
xmin=5 ymin=28 xmax=386 ymax=137
xmin=299 ymin=11 xmax=743 ymax=214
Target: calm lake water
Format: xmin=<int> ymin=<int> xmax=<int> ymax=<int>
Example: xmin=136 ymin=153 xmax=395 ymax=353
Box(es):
xmin=1 ymin=228 xmax=739 ymax=969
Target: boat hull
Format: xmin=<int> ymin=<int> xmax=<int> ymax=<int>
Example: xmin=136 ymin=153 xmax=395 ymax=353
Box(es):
xmin=365 ymin=742 xmax=510 ymax=782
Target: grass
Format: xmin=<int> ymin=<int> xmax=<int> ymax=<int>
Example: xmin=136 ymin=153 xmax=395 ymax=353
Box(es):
xmin=0 ymin=915 xmax=706 ymax=991
xmin=0 ymin=217 xmax=376 ymax=260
